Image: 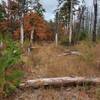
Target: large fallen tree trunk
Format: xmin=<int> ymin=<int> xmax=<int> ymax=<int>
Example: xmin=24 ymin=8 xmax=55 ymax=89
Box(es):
xmin=20 ymin=77 xmax=100 ymax=88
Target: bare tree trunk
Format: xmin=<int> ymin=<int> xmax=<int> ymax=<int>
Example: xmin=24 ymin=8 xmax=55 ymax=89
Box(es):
xmin=82 ymin=12 xmax=85 ymax=32
xmin=30 ymin=27 xmax=34 ymax=44
xmin=93 ymin=0 xmax=98 ymax=42
xmin=20 ymin=13 xmax=24 ymax=45
xmin=64 ymin=24 xmax=67 ymax=35
xmin=91 ymin=12 xmax=94 ymax=34
xmin=55 ymin=12 xmax=59 ymax=46
xmin=69 ymin=0 xmax=73 ymax=44
xmin=55 ymin=33 xmax=58 ymax=46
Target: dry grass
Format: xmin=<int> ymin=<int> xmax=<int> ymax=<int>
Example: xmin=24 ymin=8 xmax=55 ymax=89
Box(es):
xmin=21 ymin=41 xmax=100 ymax=80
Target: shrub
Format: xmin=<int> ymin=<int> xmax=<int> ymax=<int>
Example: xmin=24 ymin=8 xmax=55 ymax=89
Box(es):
xmin=0 ymin=38 xmax=24 ymax=96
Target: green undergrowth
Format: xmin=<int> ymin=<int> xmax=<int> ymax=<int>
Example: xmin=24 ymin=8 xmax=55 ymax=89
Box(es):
xmin=0 ymin=37 xmax=24 ymax=97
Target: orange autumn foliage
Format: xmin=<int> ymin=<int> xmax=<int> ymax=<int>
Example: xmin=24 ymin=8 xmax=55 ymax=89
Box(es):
xmin=14 ymin=12 xmax=52 ymax=40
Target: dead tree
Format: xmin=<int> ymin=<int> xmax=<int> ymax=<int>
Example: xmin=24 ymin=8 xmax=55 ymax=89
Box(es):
xmin=92 ymin=0 xmax=98 ymax=42
xmin=19 ymin=0 xmax=26 ymax=46
xmin=55 ymin=12 xmax=59 ymax=46
xmin=69 ymin=0 xmax=73 ymax=44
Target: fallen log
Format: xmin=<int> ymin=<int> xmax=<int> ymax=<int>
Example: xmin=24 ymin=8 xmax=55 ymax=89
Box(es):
xmin=20 ymin=77 xmax=100 ymax=88
xmin=58 ymin=51 xmax=82 ymax=57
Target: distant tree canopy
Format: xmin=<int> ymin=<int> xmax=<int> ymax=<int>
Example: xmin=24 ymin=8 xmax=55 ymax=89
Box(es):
xmin=0 ymin=0 xmax=52 ymax=41
xmin=54 ymin=0 xmax=99 ymax=43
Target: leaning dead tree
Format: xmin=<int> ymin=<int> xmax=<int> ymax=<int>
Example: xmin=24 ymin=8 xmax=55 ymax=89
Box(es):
xmin=20 ymin=77 xmax=100 ymax=88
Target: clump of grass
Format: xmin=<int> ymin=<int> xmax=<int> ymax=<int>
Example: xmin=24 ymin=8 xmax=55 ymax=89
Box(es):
xmin=19 ymin=41 xmax=100 ymax=80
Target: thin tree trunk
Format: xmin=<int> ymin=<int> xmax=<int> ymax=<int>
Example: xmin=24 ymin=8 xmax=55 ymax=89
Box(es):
xmin=82 ymin=12 xmax=85 ymax=32
xmin=30 ymin=27 xmax=34 ymax=44
xmin=64 ymin=24 xmax=67 ymax=35
xmin=90 ymin=12 xmax=94 ymax=35
xmin=92 ymin=0 xmax=98 ymax=42
xmin=55 ymin=12 xmax=59 ymax=46
xmin=20 ymin=13 xmax=24 ymax=45
xmin=55 ymin=33 xmax=58 ymax=46
xmin=69 ymin=0 xmax=73 ymax=44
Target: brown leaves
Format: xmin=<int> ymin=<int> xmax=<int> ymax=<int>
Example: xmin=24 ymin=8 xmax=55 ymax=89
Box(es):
xmin=14 ymin=12 xmax=52 ymax=40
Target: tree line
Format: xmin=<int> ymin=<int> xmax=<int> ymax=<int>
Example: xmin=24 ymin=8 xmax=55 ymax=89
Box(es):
xmin=0 ymin=0 xmax=99 ymax=46
xmin=52 ymin=0 xmax=99 ymax=45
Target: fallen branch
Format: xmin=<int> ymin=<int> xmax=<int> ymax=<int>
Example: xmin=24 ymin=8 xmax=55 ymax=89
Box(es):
xmin=20 ymin=77 xmax=100 ymax=88
xmin=58 ymin=50 xmax=82 ymax=57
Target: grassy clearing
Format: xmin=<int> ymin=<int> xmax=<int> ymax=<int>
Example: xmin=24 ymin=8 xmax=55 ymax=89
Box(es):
xmin=21 ymin=41 xmax=100 ymax=80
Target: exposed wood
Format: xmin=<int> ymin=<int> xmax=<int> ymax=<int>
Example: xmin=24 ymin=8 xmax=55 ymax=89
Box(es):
xmin=20 ymin=77 xmax=100 ymax=88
